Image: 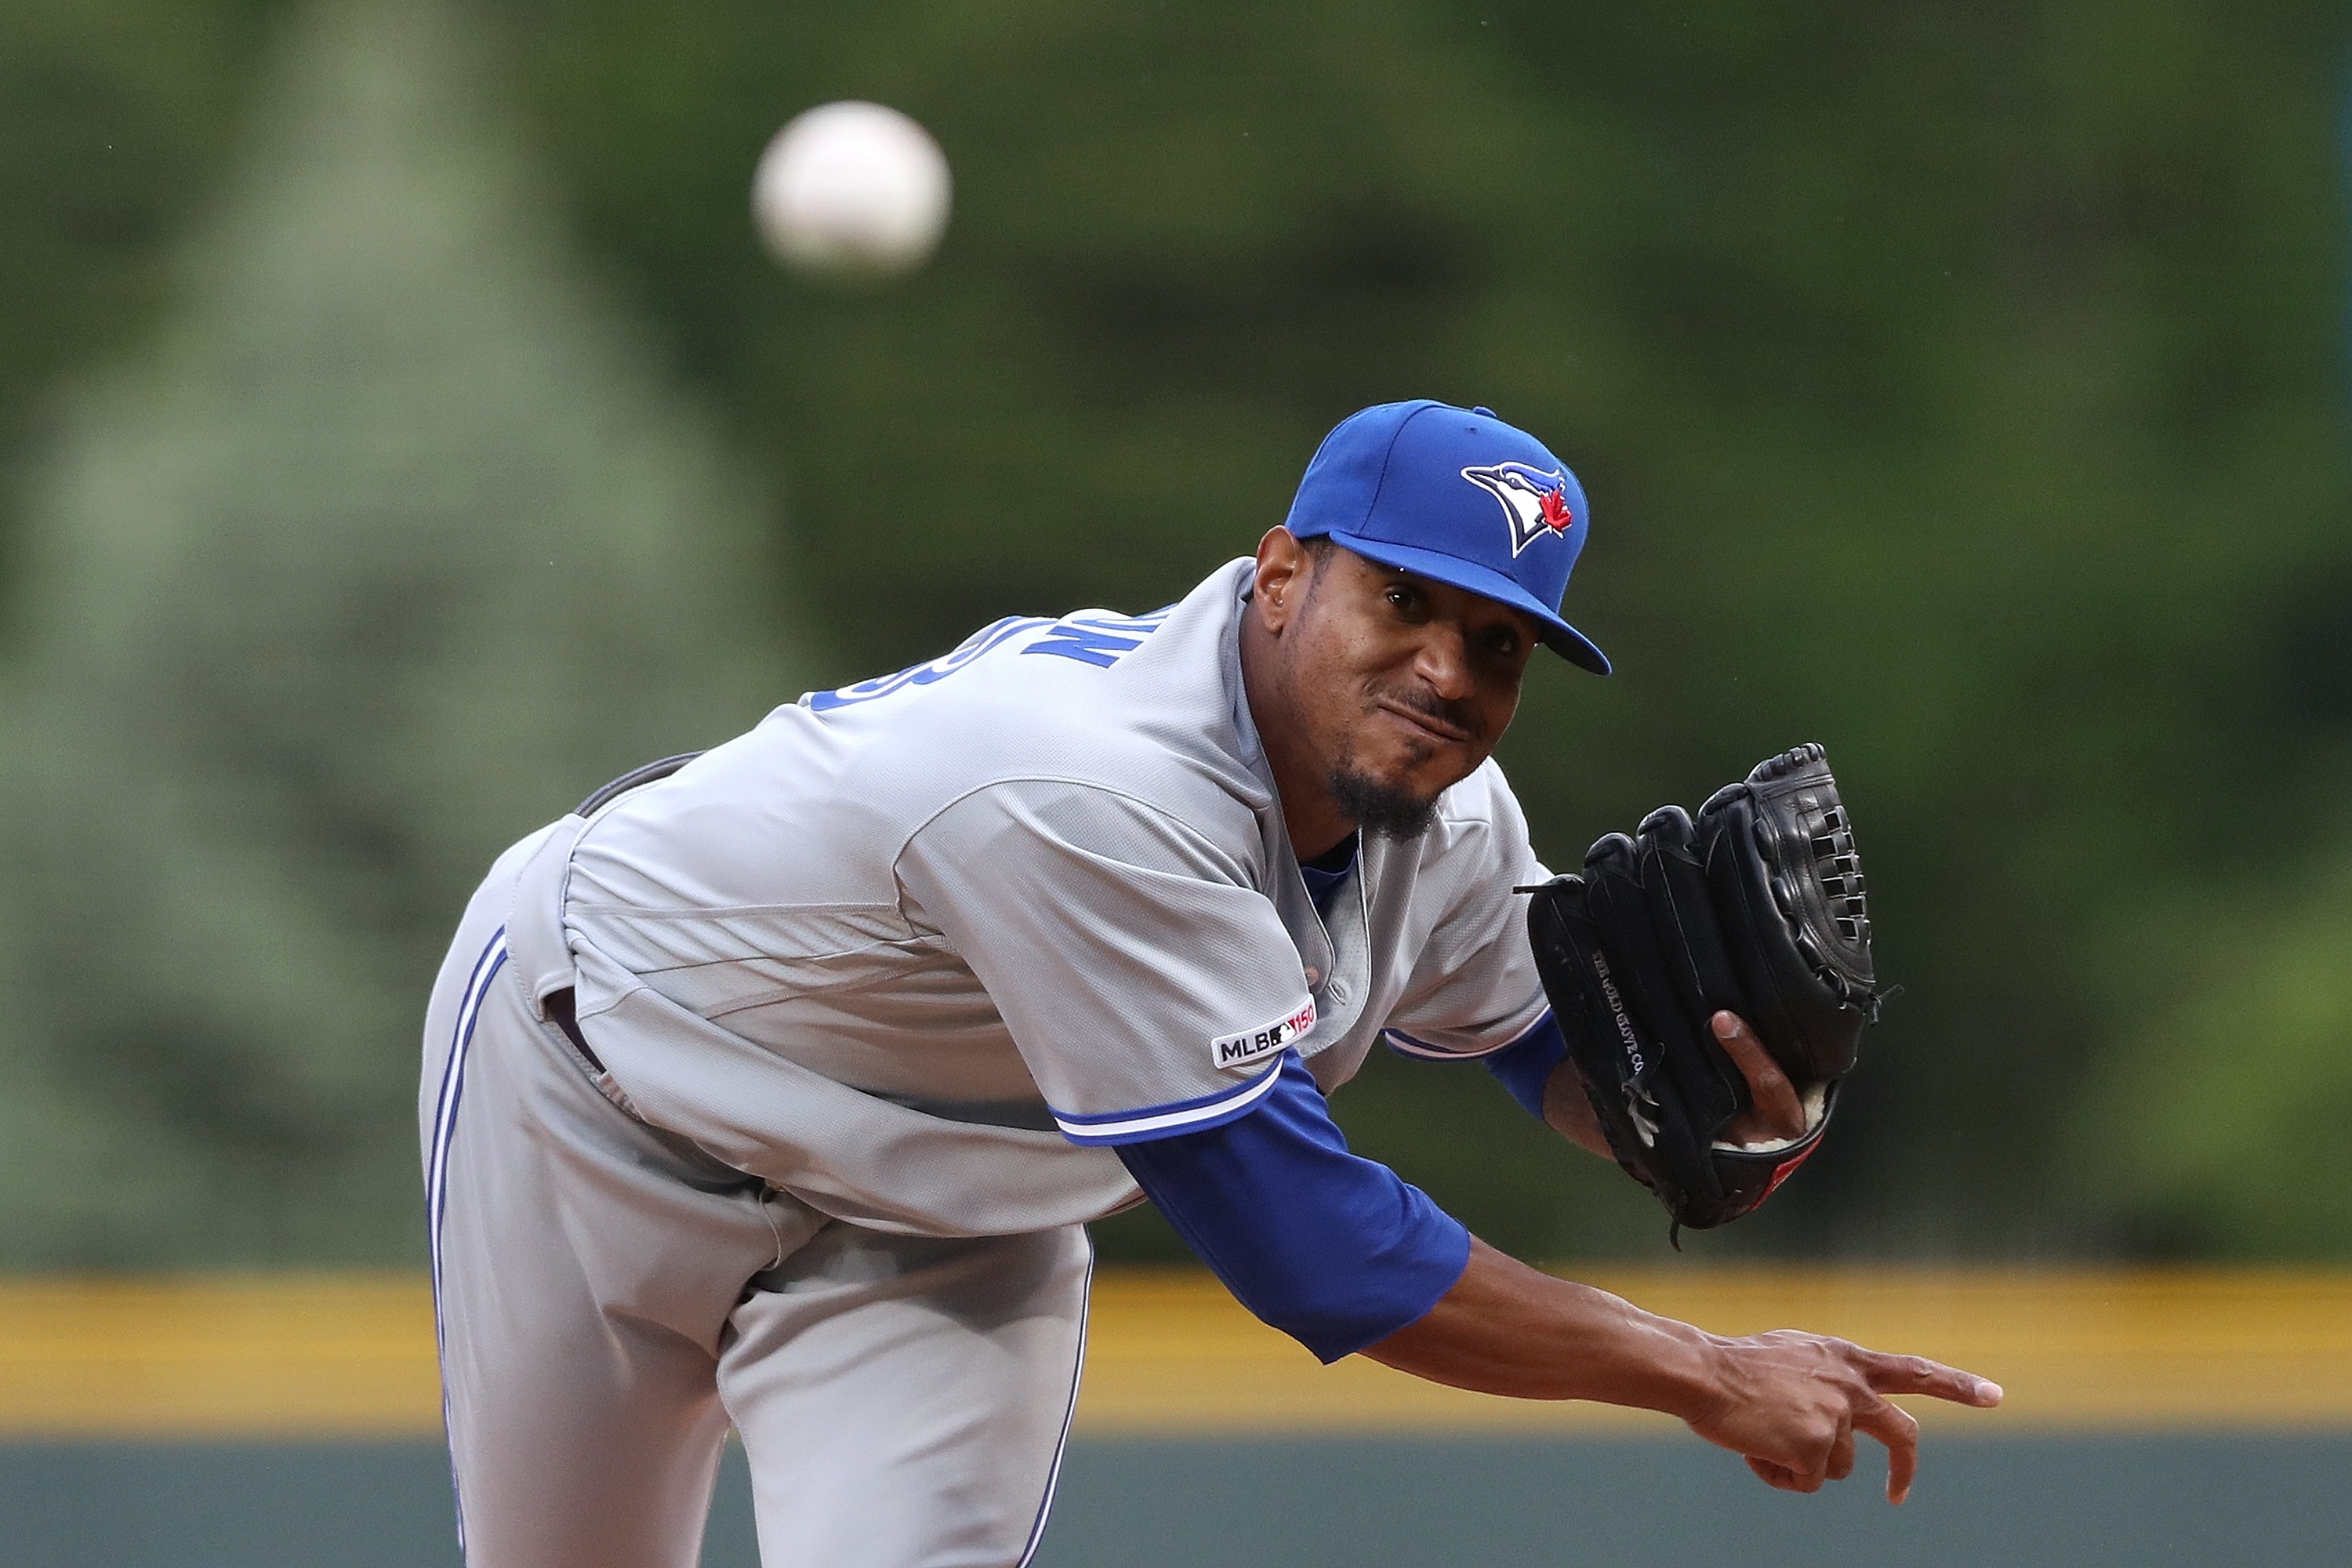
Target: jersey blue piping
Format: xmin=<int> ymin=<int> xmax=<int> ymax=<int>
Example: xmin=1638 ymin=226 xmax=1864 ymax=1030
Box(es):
xmin=1051 ymin=1061 xmax=1286 ymax=1145
xmin=1383 ymin=1004 xmax=1554 ymax=1061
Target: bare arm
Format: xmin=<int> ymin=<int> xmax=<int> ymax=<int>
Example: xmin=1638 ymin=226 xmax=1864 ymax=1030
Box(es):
xmin=1538 ymin=1058 xmax=1611 ymax=1157
xmin=1363 ymin=1237 xmax=2002 ymax=1502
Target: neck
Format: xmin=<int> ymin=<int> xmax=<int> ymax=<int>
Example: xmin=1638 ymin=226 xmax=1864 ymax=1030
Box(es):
xmin=1239 ymin=606 xmax=1358 ymax=861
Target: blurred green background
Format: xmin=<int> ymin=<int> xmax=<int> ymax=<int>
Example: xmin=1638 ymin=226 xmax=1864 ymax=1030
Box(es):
xmin=1 ymin=0 xmax=2347 ymax=1270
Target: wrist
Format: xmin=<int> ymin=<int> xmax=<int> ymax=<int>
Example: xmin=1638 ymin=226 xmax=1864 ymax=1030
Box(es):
xmin=1626 ymin=1317 xmax=1733 ymax=1425
xmin=1548 ymin=1286 xmax=1731 ymax=1418
xmin=1540 ymin=1061 xmax=1609 ymax=1159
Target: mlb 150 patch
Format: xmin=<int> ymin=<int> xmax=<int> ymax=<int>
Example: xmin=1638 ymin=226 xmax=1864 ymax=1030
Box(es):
xmin=1210 ymin=999 xmax=1316 ymax=1071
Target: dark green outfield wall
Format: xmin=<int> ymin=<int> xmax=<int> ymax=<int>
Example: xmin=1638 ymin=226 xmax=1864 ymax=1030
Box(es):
xmin=2 ymin=1435 xmax=2346 ymax=1568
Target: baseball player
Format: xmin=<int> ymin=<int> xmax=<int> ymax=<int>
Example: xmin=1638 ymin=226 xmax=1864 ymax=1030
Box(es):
xmin=422 ymin=400 xmax=2000 ymax=1567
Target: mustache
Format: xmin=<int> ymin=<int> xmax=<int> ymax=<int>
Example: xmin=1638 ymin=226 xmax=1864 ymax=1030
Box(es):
xmin=1368 ymin=684 xmax=1481 ymax=742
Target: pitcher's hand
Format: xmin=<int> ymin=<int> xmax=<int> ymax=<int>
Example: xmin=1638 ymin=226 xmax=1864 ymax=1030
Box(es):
xmin=1686 ymin=1330 xmax=2003 ymax=1503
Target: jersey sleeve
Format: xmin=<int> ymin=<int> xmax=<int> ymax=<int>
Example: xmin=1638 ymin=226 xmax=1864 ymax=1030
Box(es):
xmin=1481 ymin=1010 xmax=1570 ymax=1120
xmin=1116 ymin=1051 xmax=1470 ymax=1363
xmin=896 ymin=779 xmax=1315 ymax=1144
xmin=1379 ymin=764 xmax=1555 ymax=1062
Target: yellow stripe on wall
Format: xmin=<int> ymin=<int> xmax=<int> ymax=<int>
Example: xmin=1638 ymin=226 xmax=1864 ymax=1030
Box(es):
xmin=0 ymin=1276 xmax=440 ymax=1438
xmin=1080 ymin=1269 xmax=2352 ymax=1435
xmin=2 ymin=1269 xmax=2348 ymax=1439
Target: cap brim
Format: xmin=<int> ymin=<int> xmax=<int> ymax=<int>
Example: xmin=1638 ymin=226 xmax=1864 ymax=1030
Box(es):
xmin=1327 ymin=530 xmax=1612 ymax=675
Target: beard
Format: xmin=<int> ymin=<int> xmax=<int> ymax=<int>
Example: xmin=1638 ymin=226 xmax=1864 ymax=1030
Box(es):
xmin=1328 ymin=764 xmax=1439 ymax=841
xmin=1322 ymin=682 xmax=1478 ymax=841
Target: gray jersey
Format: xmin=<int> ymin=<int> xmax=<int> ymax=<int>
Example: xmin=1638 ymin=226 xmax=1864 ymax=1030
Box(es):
xmin=502 ymin=557 xmax=1552 ymax=1237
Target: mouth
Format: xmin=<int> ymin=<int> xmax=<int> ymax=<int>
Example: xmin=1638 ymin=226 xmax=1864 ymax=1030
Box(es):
xmin=1373 ymin=696 xmax=1475 ymax=747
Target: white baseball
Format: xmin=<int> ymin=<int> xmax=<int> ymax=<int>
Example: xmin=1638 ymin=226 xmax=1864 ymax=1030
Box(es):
xmin=751 ymin=101 xmax=952 ymax=280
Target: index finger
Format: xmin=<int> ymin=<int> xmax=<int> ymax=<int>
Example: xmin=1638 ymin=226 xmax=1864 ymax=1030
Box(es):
xmin=1859 ymin=1349 xmax=2004 ymax=1408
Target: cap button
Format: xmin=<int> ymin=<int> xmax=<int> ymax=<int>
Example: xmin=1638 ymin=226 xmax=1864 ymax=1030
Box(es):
xmin=1472 ymin=406 xmax=1495 ymax=417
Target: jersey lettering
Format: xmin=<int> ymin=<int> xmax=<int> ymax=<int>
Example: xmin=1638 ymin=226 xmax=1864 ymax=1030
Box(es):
xmin=1024 ymin=625 xmax=1141 ymax=668
xmin=802 ymin=617 xmax=1049 ymax=712
xmin=803 ymin=612 xmax=1171 ymax=711
xmin=1022 ymin=613 xmax=1169 ymax=670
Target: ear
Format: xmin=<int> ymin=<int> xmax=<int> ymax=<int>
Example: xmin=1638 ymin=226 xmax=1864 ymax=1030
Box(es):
xmin=1251 ymin=528 xmax=1311 ymax=633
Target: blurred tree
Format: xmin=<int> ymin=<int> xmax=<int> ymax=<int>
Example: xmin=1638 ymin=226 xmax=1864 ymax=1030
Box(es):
xmin=2 ymin=0 xmax=2347 ymax=1265
xmin=0 ymin=0 xmax=287 ymax=583
xmin=474 ymin=0 xmax=2352 ymax=1258
xmin=0 ymin=0 xmax=792 ymax=1265
xmin=2078 ymin=842 xmax=2352 ymax=1258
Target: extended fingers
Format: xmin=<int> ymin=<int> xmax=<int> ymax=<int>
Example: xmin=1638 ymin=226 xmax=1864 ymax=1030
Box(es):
xmin=1860 ymin=1349 xmax=2004 ymax=1407
xmin=1847 ymin=1350 xmax=2001 ymax=1506
xmin=1720 ymin=1335 xmax=2001 ymax=1507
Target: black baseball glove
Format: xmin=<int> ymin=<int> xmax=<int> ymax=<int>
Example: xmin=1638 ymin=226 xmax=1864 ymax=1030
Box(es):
xmin=1524 ymin=744 xmax=1879 ymax=1239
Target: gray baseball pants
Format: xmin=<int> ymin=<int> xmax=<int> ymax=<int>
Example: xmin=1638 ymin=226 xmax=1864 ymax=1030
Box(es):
xmin=420 ymin=845 xmax=1091 ymax=1568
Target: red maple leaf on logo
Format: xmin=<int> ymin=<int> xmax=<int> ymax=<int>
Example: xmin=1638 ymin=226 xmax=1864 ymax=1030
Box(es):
xmin=1539 ymin=485 xmax=1573 ymax=532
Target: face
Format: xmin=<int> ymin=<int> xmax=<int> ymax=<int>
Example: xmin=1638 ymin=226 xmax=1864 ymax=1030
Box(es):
xmin=1249 ymin=531 xmax=1541 ymax=839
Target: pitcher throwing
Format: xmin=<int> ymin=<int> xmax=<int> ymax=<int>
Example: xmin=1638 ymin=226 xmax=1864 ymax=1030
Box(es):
xmin=422 ymin=400 xmax=1998 ymax=1567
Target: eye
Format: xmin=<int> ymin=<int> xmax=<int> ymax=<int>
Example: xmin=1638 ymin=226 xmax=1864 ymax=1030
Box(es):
xmin=1385 ymin=581 xmax=1426 ymax=617
xmin=1481 ymin=625 xmax=1523 ymax=658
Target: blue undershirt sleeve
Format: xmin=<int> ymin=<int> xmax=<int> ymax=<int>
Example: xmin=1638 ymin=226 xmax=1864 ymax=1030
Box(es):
xmin=1482 ymin=1011 xmax=1570 ymax=1122
xmin=1114 ymin=1052 xmax=1471 ymax=1364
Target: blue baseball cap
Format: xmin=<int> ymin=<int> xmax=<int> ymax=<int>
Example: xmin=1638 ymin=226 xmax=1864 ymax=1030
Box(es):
xmin=1282 ymin=400 xmax=1610 ymax=674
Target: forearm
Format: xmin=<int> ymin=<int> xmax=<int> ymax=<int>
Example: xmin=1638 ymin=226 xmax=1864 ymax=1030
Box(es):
xmin=1363 ymin=1236 xmax=1720 ymax=1417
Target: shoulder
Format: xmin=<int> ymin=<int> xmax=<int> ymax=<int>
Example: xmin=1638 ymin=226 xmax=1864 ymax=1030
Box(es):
xmin=857 ymin=670 xmax=1259 ymax=836
xmin=848 ymin=564 xmax=1270 ymax=855
xmin=905 ymin=775 xmax=1262 ymax=890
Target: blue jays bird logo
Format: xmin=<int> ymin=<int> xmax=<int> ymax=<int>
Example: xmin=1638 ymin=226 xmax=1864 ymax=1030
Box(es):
xmin=1461 ymin=463 xmax=1575 ymax=557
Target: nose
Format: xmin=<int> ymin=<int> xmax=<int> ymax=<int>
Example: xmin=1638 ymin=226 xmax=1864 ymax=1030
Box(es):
xmin=1413 ymin=619 xmax=1475 ymax=701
